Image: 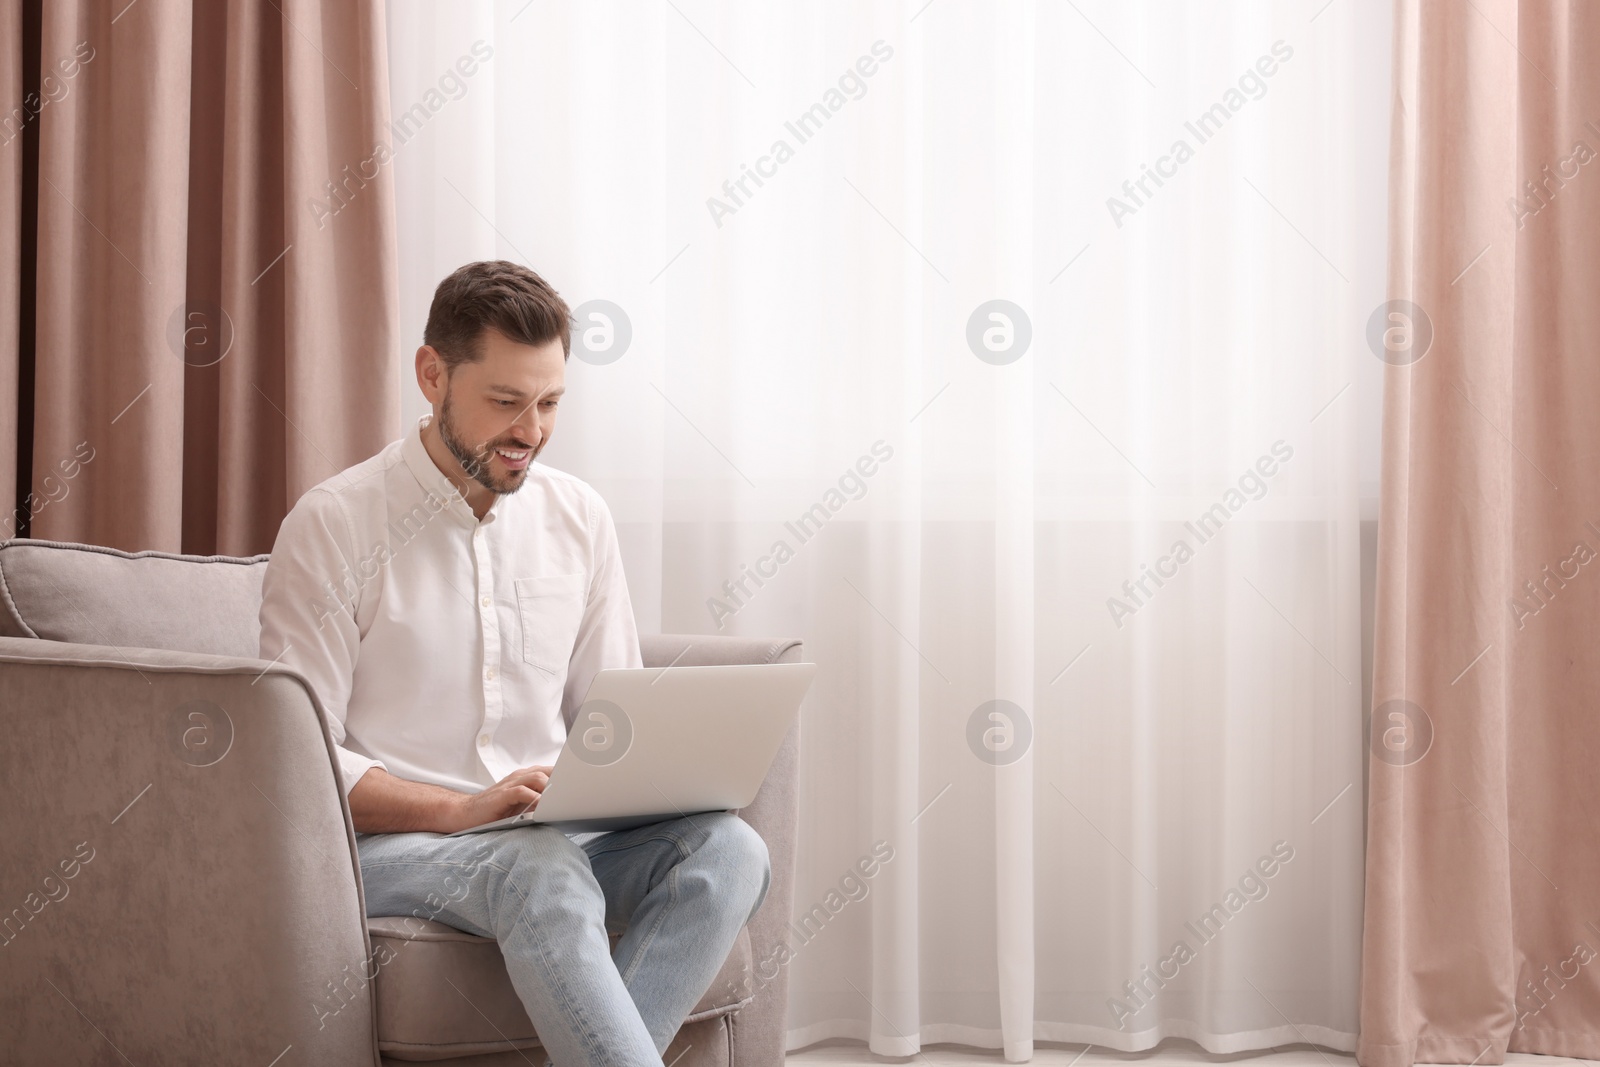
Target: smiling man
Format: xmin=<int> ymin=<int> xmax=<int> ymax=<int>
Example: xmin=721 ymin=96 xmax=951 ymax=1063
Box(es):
xmin=259 ymin=260 xmax=769 ymax=1066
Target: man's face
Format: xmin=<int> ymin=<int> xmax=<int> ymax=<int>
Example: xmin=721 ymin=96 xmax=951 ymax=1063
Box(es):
xmin=431 ymin=328 xmax=566 ymax=496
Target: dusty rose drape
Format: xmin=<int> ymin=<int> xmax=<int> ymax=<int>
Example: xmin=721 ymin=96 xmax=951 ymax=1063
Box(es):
xmin=1360 ymin=2 xmax=1600 ymax=1066
xmin=1 ymin=0 xmax=397 ymax=555
xmin=0 ymin=2 xmax=20 ymax=538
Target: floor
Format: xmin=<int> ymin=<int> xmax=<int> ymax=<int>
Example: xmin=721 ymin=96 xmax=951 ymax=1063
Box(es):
xmin=786 ymin=1042 xmax=1595 ymax=1067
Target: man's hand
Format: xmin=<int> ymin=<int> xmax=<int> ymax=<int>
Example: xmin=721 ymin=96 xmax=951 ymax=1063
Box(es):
xmin=445 ymin=765 xmax=555 ymax=833
xmin=348 ymin=764 xmax=556 ymax=835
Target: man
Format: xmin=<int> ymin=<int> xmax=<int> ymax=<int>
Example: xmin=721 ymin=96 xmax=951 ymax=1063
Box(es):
xmin=259 ymin=260 xmax=769 ymax=1066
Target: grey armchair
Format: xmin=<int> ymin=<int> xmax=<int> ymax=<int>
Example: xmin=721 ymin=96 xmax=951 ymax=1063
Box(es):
xmin=0 ymin=537 xmax=802 ymax=1066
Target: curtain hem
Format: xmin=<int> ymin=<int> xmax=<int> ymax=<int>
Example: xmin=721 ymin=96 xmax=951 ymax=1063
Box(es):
xmin=787 ymin=1019 xmax=1359 ymax=1058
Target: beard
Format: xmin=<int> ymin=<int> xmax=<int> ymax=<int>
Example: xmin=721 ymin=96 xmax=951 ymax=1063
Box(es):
xmin=436 ymin=385 xmax=540 ymax=496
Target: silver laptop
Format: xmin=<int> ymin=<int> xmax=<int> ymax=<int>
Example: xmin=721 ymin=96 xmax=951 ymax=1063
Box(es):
xmin=448 ymin=661 xmax=815 ymax=836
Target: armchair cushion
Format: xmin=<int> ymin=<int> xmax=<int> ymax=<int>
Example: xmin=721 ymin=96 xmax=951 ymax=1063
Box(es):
xmin=0 ymin=537 xmax=267 ymax=657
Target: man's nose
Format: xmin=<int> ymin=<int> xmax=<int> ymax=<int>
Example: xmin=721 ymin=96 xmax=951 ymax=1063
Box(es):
xmin=509 ymin=404 xmax=542 ymax=447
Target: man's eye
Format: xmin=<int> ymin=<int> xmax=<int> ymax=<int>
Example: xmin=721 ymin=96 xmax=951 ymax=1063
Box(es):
xmin=495 ymin=399 xmax=515 ymax=407
xmin=542 ymin=400 xmax=559 ymax=408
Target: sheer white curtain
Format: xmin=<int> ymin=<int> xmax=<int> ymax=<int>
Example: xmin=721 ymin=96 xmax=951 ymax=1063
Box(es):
xmin=385 ymin=0 xmax=1388 ymax=1057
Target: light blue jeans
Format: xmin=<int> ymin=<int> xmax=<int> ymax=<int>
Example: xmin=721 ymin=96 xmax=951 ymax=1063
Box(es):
xmin=355 ymin=811 xmax=770 ymax=1066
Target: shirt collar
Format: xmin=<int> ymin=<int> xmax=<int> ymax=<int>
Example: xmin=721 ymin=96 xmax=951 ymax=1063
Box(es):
xmin=401 ymin=413 xmax=502 ymax=527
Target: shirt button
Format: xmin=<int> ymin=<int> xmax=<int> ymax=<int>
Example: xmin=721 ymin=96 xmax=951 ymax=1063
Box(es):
xmin=474 ymin=528 xmax=483 ymax=539
xmin=478 ymin=734 xmax=490 ymax=747
xmin=481 ymin=596 xmax=492 ymax=607
xmin=485 ymin=668 xmax=496 ymax=681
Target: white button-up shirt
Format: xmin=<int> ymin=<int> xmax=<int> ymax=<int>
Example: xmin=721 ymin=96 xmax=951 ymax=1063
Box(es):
xmin=258 ymin=413 xmax=642 ymax=808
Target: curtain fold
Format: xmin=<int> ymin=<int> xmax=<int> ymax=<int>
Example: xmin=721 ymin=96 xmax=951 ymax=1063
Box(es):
xmin=1359 ymin=2 xmax=1600 ymax=1065
xmin=3 ymin=0 xmax=398 ymax=555
xmin=0 ymin=0 xmax=22 ymax=537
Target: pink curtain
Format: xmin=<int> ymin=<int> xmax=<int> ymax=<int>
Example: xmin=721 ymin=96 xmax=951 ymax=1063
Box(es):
xmin=1360 ymin=2 xmax=1600 ymax=1065
xmin=2 ymin=0 xmax=398 ymax=555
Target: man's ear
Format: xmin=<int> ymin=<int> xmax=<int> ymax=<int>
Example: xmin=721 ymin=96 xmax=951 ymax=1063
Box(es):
xmin=416 ymin=345 xmax=446 ymax=404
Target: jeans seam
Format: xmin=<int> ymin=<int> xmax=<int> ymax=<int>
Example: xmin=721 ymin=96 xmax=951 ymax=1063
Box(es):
xmin=360 ymin=858 xmax=518 ymax=879
xmin=582 ymin=826 xmax=692 ymax=862
xmin=614 ymin=849 xmax=683 ymax=990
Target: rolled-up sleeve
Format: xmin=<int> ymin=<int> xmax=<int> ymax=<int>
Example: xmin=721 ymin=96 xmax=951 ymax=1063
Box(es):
xmin=259 ymin=488 xmax=387 ymax=795
xmin=561 ymin=488 xmax=643 ymax=729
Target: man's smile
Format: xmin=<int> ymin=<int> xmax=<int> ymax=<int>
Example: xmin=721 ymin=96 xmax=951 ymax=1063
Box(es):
xmin=489 ymin=441 xmax=534 ymax=472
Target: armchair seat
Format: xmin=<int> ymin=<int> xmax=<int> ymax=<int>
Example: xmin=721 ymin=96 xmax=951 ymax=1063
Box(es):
xmin=367 ymin=919 xmax=753 ymax=1061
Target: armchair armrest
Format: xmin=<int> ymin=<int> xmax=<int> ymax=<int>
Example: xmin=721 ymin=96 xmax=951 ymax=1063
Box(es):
xmin=0 ymin=635 xmax=379 ymax=1065
xmin=639 ymin=634 xmax=804 ymax=1067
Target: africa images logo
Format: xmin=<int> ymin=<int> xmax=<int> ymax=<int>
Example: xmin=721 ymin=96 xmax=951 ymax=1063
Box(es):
xmin=1105 ymin=40 xmax=1294 ymax=228
xmin=1105 ymin=441 xmax=1293 ymax=628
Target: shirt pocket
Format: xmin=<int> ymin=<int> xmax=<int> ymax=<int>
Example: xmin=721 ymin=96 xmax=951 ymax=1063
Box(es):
xmin=514 ymin=573 xmax=587 ymax=673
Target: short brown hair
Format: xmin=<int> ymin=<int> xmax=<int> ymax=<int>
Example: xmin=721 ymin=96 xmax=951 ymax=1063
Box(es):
xmin=423 ymin=260 xmax=571 ymax=367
